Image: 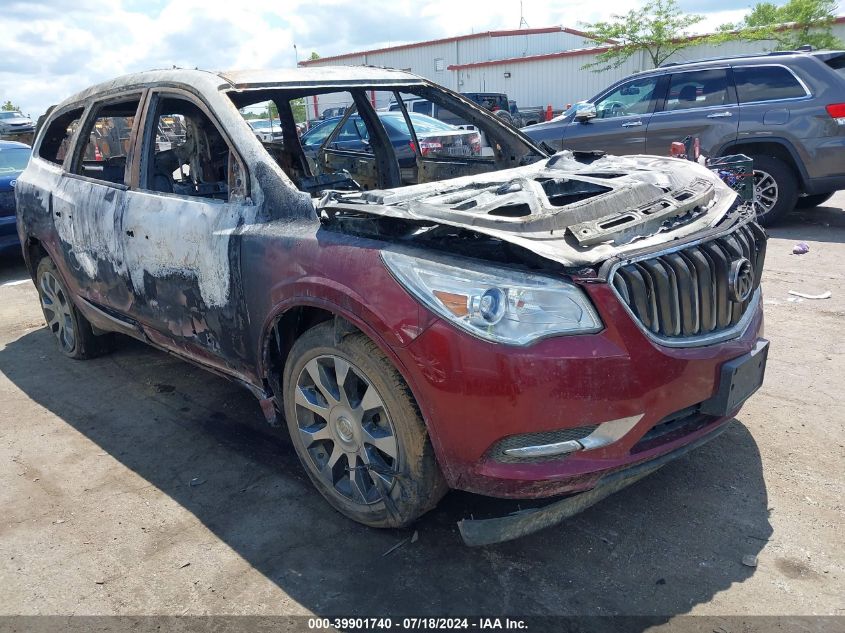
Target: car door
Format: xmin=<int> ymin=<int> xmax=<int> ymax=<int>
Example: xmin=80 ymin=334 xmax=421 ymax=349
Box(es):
xmin=560 ymin=74 xmax=666 ymax=155
xmin=318 ymin=113 xmax=380 ymax=189
xmin=51 ymin=94 xmax=144 ymax=309
xmin=119 ymin=88 xmax=254 ymax=374
xmin=730 ymin=63 xmax=811 ymax=153
xmin=645 ymin=68 xmax=739 ymax=157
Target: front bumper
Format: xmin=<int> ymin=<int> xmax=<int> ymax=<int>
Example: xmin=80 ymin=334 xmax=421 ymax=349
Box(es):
xmin=394 ymin=281 xmax=765 ymax=499
xmin=458 ymin=421 xmax=730 ymax=546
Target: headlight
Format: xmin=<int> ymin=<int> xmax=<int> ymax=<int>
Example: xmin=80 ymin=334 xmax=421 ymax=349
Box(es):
xmin=381 ymin=251 xmax=603 ymax=345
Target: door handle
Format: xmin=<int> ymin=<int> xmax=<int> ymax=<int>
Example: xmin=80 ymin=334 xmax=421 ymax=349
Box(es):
xmin=621 ymin=120 xmax=643 ymax=128
xmin=706 ymin=111 xmax=733 ymax=119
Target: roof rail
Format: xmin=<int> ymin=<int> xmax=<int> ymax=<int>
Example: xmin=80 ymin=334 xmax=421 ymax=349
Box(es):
xmin=659 ymin=50 xmax=800 ymax=68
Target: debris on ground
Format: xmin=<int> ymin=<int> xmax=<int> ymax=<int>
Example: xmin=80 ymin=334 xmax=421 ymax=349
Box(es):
xmin=792 ymin=242 xmax=810 ymax=255
xmin=189 ymin=477 xmax=206 ymax=487
xmin=742 ymin=555 xmax=759 ymax=568
xmin=788 ymin=290 xmax=832 ymax=300
xmin=382 ymin=537 xmax=411 ymax=557
xmin=411 ymin=530 xmax=419 ymax=544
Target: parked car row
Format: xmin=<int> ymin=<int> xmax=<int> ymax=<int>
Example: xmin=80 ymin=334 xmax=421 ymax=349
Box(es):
xmin=386 ymin=92 xmax=543 ymax=129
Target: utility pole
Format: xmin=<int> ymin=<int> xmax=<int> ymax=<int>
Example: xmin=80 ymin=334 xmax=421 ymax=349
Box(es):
xmin=519 ymin=1 xmax=529 ymax=29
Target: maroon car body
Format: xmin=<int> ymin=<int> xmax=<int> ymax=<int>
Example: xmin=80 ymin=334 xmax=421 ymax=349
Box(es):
xmin=15 ymin=67 xmax=768 ymax=543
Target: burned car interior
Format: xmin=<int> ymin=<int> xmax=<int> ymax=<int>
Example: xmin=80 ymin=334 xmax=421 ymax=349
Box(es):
xmin=146 ymin=97 xmax=233 ymax=200
xmin=229 ymin=85 xmax=545 ymax=196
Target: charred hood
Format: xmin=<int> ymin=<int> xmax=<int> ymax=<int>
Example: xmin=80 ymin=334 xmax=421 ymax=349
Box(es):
xmin=319 ymin=152 xmax=743 ymax=268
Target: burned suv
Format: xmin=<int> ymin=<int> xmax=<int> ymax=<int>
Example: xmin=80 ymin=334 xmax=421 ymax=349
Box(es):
xmin=15 ymin=68 xmax=768 ymax=544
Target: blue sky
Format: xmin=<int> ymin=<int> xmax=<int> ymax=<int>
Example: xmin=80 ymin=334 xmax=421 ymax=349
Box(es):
xmin=0 ymin=0 xmax=829 ymax=118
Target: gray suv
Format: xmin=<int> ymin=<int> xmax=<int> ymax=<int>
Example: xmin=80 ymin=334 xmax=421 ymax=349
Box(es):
xmin=524 ymin=49 xmax=845 ymax=225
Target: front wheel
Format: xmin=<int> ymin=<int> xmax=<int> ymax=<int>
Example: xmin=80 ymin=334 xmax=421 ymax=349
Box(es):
xmin=750 ymin=155 xmax=799 ymax=227
xmin=282 ymin=322 xmax=446 ymax=528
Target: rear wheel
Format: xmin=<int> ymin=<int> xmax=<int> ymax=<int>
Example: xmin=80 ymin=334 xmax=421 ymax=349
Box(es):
xmin=796 ymin=192 xmax=834 ymax=209
xmin=494 ymin=110 xmax=514 ymax=126
xmin=749 ymin=155 xmax=798 ymax=227
xmin=36 ymin=257 xmax=111 ymax=359
xmin=282 ymin=321 xmax=446 ymax=528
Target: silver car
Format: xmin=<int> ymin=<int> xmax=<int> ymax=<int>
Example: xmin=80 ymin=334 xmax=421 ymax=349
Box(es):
xmin=0 ymin=110 xmax=35 ymax=135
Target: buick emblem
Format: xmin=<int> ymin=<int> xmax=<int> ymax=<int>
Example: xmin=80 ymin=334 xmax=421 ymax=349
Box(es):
xmin=729 ymin=257 xmax=754 ymax=302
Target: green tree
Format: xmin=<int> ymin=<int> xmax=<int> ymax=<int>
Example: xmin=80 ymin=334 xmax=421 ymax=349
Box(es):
xmin=2 ymin=100 xmax=21 ymax=112
xmin=309 ymin=51 xmax=320 ymax=61
xmin=579 ymin=0 xmax=706 ymax=71
xmin=728 ymin=0 xmax=842 ymax=50
xmin=291 ymin=98 xmax=306 ymax=123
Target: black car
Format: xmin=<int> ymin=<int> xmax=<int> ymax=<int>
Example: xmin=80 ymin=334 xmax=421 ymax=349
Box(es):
xmin=524 ymin=49 xmax=845 ymax=225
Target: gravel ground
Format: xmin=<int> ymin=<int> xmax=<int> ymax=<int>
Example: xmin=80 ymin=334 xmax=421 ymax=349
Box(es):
xmin=0 ymin=197 xmax=843 ymax=626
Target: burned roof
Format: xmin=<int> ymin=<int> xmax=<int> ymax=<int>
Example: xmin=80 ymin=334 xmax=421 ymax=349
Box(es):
xmin=52 ymin=66 xmax=426 ymax=113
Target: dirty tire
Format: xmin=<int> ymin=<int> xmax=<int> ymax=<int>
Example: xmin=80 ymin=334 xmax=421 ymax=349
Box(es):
xmin=494 ymin=110 xmax=515 ymax=127
xmin=283 ymin=321 xmax=446 ymax=528
xmin=36 ymin=257 xmax=112 ymax=360
xmin=796 ymin=192 xmax=834 ymax=209
xmin=750 ymin=155 xmax=798 ymax=227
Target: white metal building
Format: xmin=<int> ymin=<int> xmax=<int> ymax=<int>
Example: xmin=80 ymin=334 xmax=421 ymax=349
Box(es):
xmin=298 ymin=19 xmax=845 ymax=120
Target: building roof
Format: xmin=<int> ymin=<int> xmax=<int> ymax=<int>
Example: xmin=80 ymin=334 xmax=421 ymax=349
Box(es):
xmin=303 ymin=17 xmax=845 ymax=72
xmin=446 ymin=16 xmax=845 ymax=70
xmin=298 ymin=26 xmax=614 ymax=66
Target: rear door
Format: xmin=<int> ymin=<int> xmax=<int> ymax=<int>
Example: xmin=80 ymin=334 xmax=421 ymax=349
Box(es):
xmin=53 ymin=94 xmax=144 ymax=308
xmin=645 ymin=68 xmax=739 ymax=157
xmin=561 ymin=74 xmax=665 ymax=155
xmin=730 ymin=63 xmax=811 ymax=156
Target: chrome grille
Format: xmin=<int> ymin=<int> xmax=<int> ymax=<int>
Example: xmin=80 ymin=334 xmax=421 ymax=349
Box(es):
xmin=612 ymin=222 xmax=767 ymax=340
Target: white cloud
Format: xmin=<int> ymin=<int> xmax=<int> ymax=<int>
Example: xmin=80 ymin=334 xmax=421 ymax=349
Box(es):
xmin=1 ymin=0 xmax=773 ymax=119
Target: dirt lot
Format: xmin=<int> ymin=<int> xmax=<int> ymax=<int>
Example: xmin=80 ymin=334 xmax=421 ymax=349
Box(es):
xmin=0 ymin=197 xmax=843 ymax=625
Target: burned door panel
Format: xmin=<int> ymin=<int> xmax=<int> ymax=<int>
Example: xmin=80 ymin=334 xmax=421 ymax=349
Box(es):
xmin=50 ymin=98 xmax=143 ymax=308
xmin=115 ymin=91 xmax=258 ymax=375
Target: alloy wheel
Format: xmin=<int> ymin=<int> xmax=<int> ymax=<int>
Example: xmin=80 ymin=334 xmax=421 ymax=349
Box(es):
xmin=40 ymin=271 xmax=76 ymax=353
xmin=293 ymin=354 xmax=399 ymax=506
xmin=753 ymin=169 xmax=779 ymax=217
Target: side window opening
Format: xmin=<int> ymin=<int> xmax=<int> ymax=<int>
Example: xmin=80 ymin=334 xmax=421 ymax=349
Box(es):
xmin=145 ymin=96 xmax=239 ymax=201
xmin=74 ymin=98 xmax=140 ymax=185
xmin=38 ymin=108 xmax=84 ymax=166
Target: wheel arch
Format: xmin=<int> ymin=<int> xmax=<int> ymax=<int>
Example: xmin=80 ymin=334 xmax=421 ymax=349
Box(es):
xmin=719 ymin=138 xmax=808 ymax=190
xmin=257 ymin=297 xmax=452 ymax=478
xmin=23 ymin=236 xmax=49 ymax=282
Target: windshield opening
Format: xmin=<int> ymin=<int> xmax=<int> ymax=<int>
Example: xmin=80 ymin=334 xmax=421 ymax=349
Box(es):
xmin=228 ymin=84 xmax=543 ymax=198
